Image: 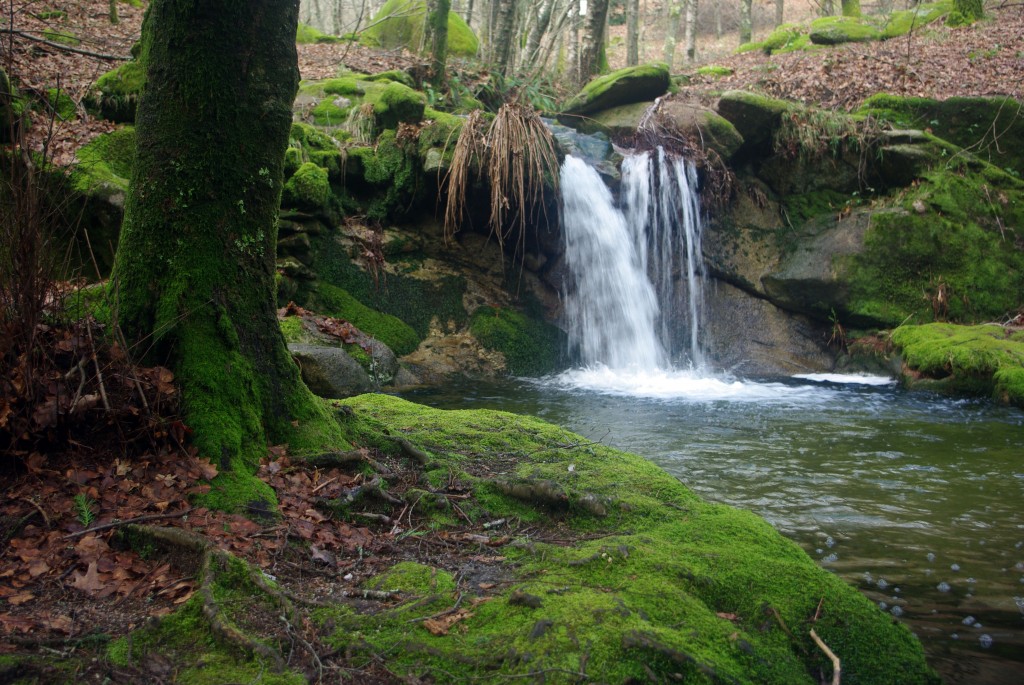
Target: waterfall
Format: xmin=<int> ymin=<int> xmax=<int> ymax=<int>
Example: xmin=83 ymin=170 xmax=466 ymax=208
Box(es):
xmin=560 ymin=150 xmax=706 ymax=371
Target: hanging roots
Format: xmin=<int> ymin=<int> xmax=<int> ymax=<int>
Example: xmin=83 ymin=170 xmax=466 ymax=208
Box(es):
xmin=444 ymin=103 xmax=560 ymax=264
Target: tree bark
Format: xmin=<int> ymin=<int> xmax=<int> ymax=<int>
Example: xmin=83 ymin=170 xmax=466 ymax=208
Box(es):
xmin=579 ymin=0 xmax=609 ymax=82
xmin=566 ymin=3 xmax=580 ymax=86
xmin=739 ymin=0 xmax=752 ymax=45
xmin=491 ymin=0 xmax=516 ymax=76
xmin=663 ymin=2 xmax=682 ymax=68
xmin=112 ymin=0 xmax=342 ymax=512
xmin=625 ymin=0 xmax=639 ymax=66
xmin=775 ymin=0 xmax=785 ymax=27
xmin=683 ymin=0 xmax=697 ymax=63
xmin=524 ymin=0 xmax=556 ymax=71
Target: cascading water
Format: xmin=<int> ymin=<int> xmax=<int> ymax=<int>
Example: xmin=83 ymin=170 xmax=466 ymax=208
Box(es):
xmin=560 ymin=149 xmax=706 ymax=372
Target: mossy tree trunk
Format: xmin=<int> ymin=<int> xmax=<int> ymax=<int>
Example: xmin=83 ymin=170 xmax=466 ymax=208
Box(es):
xmin=953 ymin=0 xmax=984 ymax=20
xmin=426 ymin=0 xmax=450 ymax=87
xmin=112 ymin=0 xmax=345 ymax=513
xmin=841 ymin=0 xmax=861 ymax=17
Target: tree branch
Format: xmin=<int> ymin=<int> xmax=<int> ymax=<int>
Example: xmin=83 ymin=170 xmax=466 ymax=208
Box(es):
xmin=1 ymin=28 xmax=131 ymax=60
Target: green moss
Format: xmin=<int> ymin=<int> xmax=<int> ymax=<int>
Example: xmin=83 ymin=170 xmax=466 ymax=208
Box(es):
xmin=358 ymin=129 xmax=420 ymax=221
xmin=880 ymin=1 xmax=953 ymax=38
xmin=282 ymin=162 xmax=330 ymax=210
xmin=324 ymin=394 xmax=938 ymax=684
xmin=296 ymin=22 xmax=344 ymax=44
xmin=363 ymin=69 xmax=415 ymax=88
xmin=696 ymin=65 xmax=733 ymax=77
xmin=72 ymin=126 xmax=136 ymax=193
xmin=761 ymin=23 xmax=804 ymax=53
xmin=319 ymin=77 xmax=364 ymax=96
xmin=279 ymin=315 xmax=305 ymax=343
xmin=891 ymin=323 xmax=1024 ymax=406
xmin=845 ymin=165 xmax=1024 ymax=327
xmin=362 ymin=0 xmax=478 ymax=57
xmin=44 ymin=87 xmax=76 ymax=120
xmin=470 ymin=306 xmax=565 ymax=377
xmin=88 ymin=60 xmax=146 ymax=123
xmin=373 ymin=80 xmax=426 ymax=130
xmin=783 ymin=189 xmax=851 ymax=225
xmin=313 ymin=282 xmax=420 ymax=355
xmin=809 ymin=16 xmax=882 ymax=45
xmin=42 ymin=28 xmax=80 ymax=46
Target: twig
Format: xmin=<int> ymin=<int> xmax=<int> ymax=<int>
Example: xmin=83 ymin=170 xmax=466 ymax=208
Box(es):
xmin=810 ymin=629 xmax=841 ymax=685
xmin=0 ymin=29 xmax=131 ymax=60
xmin=63 ymin=508 xmax=192 ymax=539
xmin=341 ymin=588 xmax=401 ymax=601
xmin=311 ymin=476 xmax=337 ymax=494
xmin=84 ymin=322 xmax=110 ymax=412
xmin=406 ymin=592 xmax=464 ymax=624
xmin=19 ymin=497 xmax=51 ymax=528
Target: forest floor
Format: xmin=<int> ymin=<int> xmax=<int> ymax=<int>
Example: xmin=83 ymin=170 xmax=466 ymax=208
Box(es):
xmin=2 ymin=1 xmax=1023 ymax=682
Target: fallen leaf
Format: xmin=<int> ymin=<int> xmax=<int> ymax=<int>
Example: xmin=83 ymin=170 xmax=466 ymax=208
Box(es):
xmin=422 ymin=608 xmax=473 ymax=636
xmin=71 ymin=561 xmax=105 ymax=594
xmin=6 ymin=592 xmax=35 ymax=606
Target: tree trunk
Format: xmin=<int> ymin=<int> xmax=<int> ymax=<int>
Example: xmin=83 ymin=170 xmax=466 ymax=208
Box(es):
xmin=625 ymin=0 xmax=640 ymax=66
xmin=109 ymin=0 xmax=119 ymax=25
xmin=683 ymin=0 xmax=697 ymax=63
xmin=714 ymin=0 xmax=722 ymax=38
xmin=953 ymin=0 xmax=984 ymax=20
xmin=566 ymin=3 xmax=580 ymax=86
xmin=822 ymin=0 xmax=834 ymax=16
xmin=524 ymin=0 xmax=556 ymax=71
xmin=739 ymin=0 xmax=752 ymax=45
xmin=775 ymin=0 xmax=784 ymax=27
xmin=662 ymin=2 xmax=682 ymax=68
xmin=579 ymin=0 xmax=609 ymax=82
xmin=426 ymin=0 xmax=450 ymax=86
xmin=112 ymin=0 xmax=343 ymax=513
xmin=491 ymin=0 xmax=516 ymax=76
xmin=841 ymin=0 xmax=860 ymax=17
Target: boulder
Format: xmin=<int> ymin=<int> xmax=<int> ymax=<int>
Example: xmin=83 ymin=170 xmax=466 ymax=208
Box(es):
xmin=716 ymin=90 xmax=795 ymax=149
xmin=289 ymin=344 xmax=374 ymax=398
xmin=656 ymin=100 xmax=744 ymax=161
xmin=361 ymin=0 xmax=479 ymax=57
xmin=562 ymin=63 xmax=670 ymax=117
xmin=809 ymin=16 xmax=881 ymax=45
xmin=576 ymin=100 xmax=651 ymax=141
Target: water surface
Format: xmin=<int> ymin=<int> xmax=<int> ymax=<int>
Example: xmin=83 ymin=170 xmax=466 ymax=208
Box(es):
xmin=402 ymin=371 xmax=1024 ymax=684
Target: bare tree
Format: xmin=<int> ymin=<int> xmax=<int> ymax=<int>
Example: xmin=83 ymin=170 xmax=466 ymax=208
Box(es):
xmin=579 ymin=0 xmax=609 ymax=82
xmin=491 ymin=0 xmax=517 ymax=76
xmin=625 ymin=0 xmax=639 ymax=66
xmin=739 ymin=0 xmax=752 ymax=44
xmin=775 ymin=0 xmax=785 ymax=27
xmin=683 ymin=0 xmax=697 ymax=63
xmin=663 ymin=1 xmax=682 ymax=68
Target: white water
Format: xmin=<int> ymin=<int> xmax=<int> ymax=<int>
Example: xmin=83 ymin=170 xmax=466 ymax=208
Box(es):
xmin=558 ymin=151 xmax=893 ymax=398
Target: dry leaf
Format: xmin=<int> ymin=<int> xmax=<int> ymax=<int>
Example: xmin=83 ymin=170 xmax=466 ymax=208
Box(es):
xmin=422 ymin=609 xmax=473 ymax=636
xmin=7 ymin=591 xmax=35 ymax=606
xmin=71 ymin=561 xmax=105 ymax=594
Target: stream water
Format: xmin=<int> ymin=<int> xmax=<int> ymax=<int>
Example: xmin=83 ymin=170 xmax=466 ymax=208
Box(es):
xmin=401 ymin=375 xmax=1024 ymax=684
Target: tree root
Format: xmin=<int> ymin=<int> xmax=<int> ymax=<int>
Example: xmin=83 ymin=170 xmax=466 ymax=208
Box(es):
xmin=304 ymin=449 xmax=392 ymax=476
xmin=390 ymin=436 xmax=430 ymax=466
xmin=492 ymin=479 xmax=568 ymax=508
xmin=118 ymin=524 xmax=312 ymax=673
xmin=316 ymin=476 xmax=403 ymax=511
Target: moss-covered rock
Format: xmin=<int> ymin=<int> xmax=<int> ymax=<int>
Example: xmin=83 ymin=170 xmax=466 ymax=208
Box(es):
xmin=312 ymin=282 xmax=420 ymax=356
xmin=361 ymin=0 xmax=479 ymax=57
xmin=716 ymin=90 xmax=796 ymax=150
xmin=86 ymin=60 xmax=146 ymax=123
xmin=657 ymin=100 xmax=745 ymax=161
xmin=880 ymin=1 xmax=953 ymax=38
xmin=470 ymin=306 xmax=565 ymax=376
xmin=321 ymin=394 xmax=939 ymax=684
xmin=44 ymin=87 xmax=76 ymax=120
xmin=72 ymin=126 xmax=137 ymax=194
xmin=892 ymin=323 xmax=1024 ymax=406
xmin=809 ymin=16 xmax=882 ymax=45
xmin=857 ymin=94 xmax=1024 ymax=177
xmin=373 ymin=80 xmax=426 ymax=130
xmin=282 ymin=162 xmax=330 ymax=210
xmin=296 ymin=22 xmax=344 ymax=44
xmin=696 ymin=64 xmax=734 ymax=77
xmin=363 ymin=69 xmax=416 ymax=88
xmin=562 ymin=62 xmax=671 ymax=117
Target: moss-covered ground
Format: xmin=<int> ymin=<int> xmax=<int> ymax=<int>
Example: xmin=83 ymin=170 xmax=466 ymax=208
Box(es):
xmin=891 ymin=322 xmax=1024 ymax=406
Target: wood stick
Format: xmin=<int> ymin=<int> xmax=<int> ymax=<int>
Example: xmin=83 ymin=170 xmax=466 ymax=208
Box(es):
xmin=63 ymin=508 xmax=192 ymax=539
xmin=810 ymin=629 xmax=841 ymax=685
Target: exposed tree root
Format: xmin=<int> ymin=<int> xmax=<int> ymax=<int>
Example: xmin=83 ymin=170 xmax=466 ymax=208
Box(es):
xmin=316 ymin=475 xmax=403 ymax=512
xmin=118 ymin=524 xmax=316 ymax=674
xmin=492 ymin=479 xmax=568 ymax=508
xmin=390 ymin=436 xmax=430 ymax=466
xmin=810 ymin=629 xmax=841 ymax=685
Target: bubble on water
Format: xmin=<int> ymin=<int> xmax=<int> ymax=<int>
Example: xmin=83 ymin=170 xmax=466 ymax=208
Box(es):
xmin=1015 ymin=561 xmax=1024 ymax=572
xmin=937 ymin=582 xmax=951 ymax=593
xmin=951 ymin=633 xmax=959 ymax=640
xmin=878 ymin=601 xmax=888 ymax=610
xmin=877 ymin=578 xmax=889 ymax=590
xmin=950 ymin=563 xmax=961 ymax=572
xmin=1015 ymin=596 xmax=1024 ymax=613
xmin=927 ymin=552 xmax=936 ymax=562
xmin=891 ymin=605 xmax=904 ymax=617
xmin=924 ymin=568 xmax=933 ymax=576
xmin=825 ymin=536 xmax=835 ymax=548
xmin=962 ymin=616 xmax=976 ymax=626
xmin=979 ymin=634 xmax=993 ymax=649
xmin=894 ymin=587 xmax=901 ymax=594
xmin=815 ymin=548 xmax=823 ymax=554
xmin=863 ymin=572 xmax=874 ymax=584
xmin=967 ymin=577 xmax=976 ymax=584
xmin=974 ymin=622 xmax=983 ymax=629
xmin=1016 ymin=541 xmax=1023 ymax=550
xmin=822 ymin=553 xmax=838 ymax=563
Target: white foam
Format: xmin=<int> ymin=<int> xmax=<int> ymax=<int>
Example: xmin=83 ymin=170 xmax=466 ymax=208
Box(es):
xmin=793 ymin=373 xmax=896 ymax=386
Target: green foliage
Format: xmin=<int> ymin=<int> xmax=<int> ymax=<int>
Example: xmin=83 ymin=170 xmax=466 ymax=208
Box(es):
xmin=73 ymin=494 xmax=96 ymax=527
xmin=361 ymin=0 xmax=478 ymax=57
xmin=313 ymin=282 xmax=420 ymax=356
xmin=891 ymin=323 xmax=1024 ymax=406
xmin=282 ymin=162 xmax=330 ymax=210
xmin=470 ymin=306 xmax=565 ymax=376
xmin=296 ymin=22 xmax=343 ymax=44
